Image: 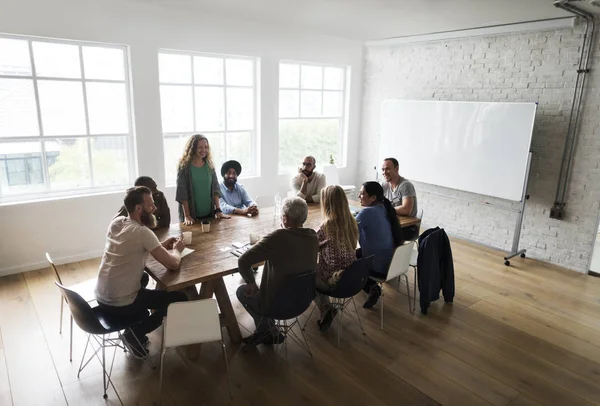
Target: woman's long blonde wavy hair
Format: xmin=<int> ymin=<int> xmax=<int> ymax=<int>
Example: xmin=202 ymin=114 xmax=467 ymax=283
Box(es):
xmin=320 ymin=185 xmax=359 ymax=251
xmin=178 ymin=134 xmax=215 ymax=172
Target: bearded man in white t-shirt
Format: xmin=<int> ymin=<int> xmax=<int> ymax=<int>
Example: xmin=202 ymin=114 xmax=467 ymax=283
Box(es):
xmin=95 ymin=186 xmax=187 ymax=357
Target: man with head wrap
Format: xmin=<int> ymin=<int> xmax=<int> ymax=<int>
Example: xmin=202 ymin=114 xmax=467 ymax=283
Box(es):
xmin=219 ymin=160 xmax=259 ymax=216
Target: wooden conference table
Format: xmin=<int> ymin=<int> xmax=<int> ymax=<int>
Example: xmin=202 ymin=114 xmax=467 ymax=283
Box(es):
xmin=145 ymin=203 xmax=420 ymax=344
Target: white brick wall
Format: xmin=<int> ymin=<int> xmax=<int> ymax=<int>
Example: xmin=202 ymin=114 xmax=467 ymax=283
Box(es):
xmin=358 ymin=23 xmax=600 ymax=273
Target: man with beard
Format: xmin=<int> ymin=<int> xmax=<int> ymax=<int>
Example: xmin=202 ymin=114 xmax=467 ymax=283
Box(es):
xmin=290 ymin=155 xmax=326 ymax=204
xmin=95 ymin=186 xmax=187 ymax=357
xmin=381 ymin=157 xmax=419 ymax=240
xmin=219 ymin=160 xmax=258 ymax=216
xmin=115 ymin=176 xmax=171 ymax=228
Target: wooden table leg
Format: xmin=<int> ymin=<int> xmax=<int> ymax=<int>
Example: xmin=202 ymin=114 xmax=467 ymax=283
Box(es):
xmin=213 ymin=277 xmax=242 ymax=344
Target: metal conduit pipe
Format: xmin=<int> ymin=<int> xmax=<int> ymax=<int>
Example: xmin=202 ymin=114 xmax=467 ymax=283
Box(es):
xmin=550 ymin=1 xmax=596 ymax=220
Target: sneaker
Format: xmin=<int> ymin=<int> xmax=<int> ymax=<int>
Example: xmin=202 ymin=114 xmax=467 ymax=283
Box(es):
xmin=122 ymin=332 xmax=149 ymax=358
xmin=363 ymin=285 xmax=382 ymax=309
xmin=317 ymin=308 xmax=338 ymax=332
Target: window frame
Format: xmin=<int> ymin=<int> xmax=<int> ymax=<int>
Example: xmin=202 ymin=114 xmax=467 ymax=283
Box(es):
xmin=278 ymin=60 xmax=350 ymax=174
xmin=0 ymin=33 xmax=135 ymax=204
xmin=158 ymin=49 xmax=260 ymax=186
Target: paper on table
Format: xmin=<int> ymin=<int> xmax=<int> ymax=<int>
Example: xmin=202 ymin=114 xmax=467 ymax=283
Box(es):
xmin=181 ymin=247 xmax=194 ymax=258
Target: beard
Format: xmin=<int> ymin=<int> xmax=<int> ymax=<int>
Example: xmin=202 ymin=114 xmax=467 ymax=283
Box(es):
xmin=141 ymin=211 xmax=157 ymax=229
xmin=302 ymin=169 xmax=313 ymax=177
xmin=224 ymin=178 xmax=237 ymax=187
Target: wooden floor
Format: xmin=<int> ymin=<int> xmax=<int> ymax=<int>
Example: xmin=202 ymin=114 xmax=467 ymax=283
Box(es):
xmin=2 ymin=238 xmax=600 ymax=406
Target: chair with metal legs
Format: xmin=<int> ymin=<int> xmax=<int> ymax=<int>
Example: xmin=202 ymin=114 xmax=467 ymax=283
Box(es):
xmin=55 ymin=282 xmax=148 ymax=400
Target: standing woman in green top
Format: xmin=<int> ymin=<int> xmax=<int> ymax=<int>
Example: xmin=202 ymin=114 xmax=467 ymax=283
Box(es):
xmin=176 ymin=134 xmax=231 ymax=225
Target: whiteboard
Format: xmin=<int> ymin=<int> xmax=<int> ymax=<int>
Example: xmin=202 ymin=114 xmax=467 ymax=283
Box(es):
xmin=379 ymin=100 xmax=536 ymax=201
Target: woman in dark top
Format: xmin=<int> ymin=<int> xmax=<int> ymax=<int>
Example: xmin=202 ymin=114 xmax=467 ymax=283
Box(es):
xmin=356 ymin=181 xmax=403 ymax=309
xmin=176 ymin=134 xmax=230 ymax=225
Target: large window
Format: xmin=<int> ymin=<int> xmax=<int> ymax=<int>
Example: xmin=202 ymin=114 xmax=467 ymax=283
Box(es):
xmin=278 ymin=61 xmax=349 ymax=174
xmin=0 ymin=35 xmax=133 ymax=202
xmin=158 ymin=51 xmax=258 ymax=185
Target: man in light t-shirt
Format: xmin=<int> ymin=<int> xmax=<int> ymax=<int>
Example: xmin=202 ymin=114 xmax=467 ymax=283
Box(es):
xmin=381 ymin=157 xmax=419 ymax=240
xmin=290 ymin=155 xmax=326 ymax=204
xmin=95 ymin=186 xmax=187 ymax=357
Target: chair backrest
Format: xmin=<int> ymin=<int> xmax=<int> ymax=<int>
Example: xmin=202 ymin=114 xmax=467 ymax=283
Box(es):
xmin=386 ymin=242 xmax=414 ymax=282
xmin=264 ymin=271 xmax=316 ymax=320
xmin=329 ymin=256 xmax=373 ymax=299
xmin=322 ymin=164 xmax=340 ymax=186
xmin=163 ymin=299 xmax=221 ymax=348
xmin=417 ymin=209 xmax=424 ymax=220
xmin=255 ymin=195 xmax=274 ymax=208
xmin=46 ymin=252 xmax=63 ymax=285
xmin=55 ymin=282 xmax=107 ymax=335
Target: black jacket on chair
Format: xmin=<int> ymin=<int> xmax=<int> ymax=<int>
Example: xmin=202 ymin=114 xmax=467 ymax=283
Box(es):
xmin=417 ymin=227 xmax=455 ymax=314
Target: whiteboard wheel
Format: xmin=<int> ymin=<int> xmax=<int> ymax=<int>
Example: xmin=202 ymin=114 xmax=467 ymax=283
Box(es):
xmin=504 ymin=260 xmax=510 ymax=266
xmin=520 ymin=253 xmax=526 ymax=258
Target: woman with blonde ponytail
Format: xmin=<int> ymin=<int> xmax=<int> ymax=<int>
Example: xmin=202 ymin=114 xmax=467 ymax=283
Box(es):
xmin=313 ymin=185 xmax=359 ymax=332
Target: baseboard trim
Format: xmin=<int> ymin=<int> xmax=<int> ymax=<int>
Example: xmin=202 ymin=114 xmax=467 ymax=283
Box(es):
xmin=0 ymin=250 xmax=104 ymax=277
xmin=588 ymin=270 xmax=600 ymax=278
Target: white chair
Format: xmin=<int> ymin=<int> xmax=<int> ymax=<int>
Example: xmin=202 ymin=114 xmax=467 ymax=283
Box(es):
xmin=322 ymin=164 xmax=356 ymax=195
xmin=159 ymin=299 xmax=232 ymax=404
xmin=254 ymin=195 xmax=274 ymax=208
xmin=407 ymin=209 xmax=424 ymax=312
xmin=369 ymin=241 xmax=415 ymax=330
xmin=47 ymin=252 xmax=97 ymax=361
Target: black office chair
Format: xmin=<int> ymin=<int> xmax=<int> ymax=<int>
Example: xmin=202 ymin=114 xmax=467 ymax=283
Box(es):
xmin=254 ymin=271 xmax=316 ymax=358
xmin=304 ymin=256 xmax=373 ymax=346
xmin=55 ymin=282 xmax=149 ymax=400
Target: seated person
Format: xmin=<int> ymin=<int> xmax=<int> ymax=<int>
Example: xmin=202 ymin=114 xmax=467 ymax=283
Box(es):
xmin=96 ymin=186 xmax=187 ymax=357
xmin=381 ymin=157 xmax=419 ymax=240
xmin=236 ymin=197 xmax=319 ymax=346
xmin=356 ymin=181 xmax=404 ymax=309
xmin=313 ymin=185 xmax=359 ymax=332
xmin=219 ymin=160 xmax=258 ymax=216
xmin=290 ymin=156 xmax=326 ymax=204
xmin=115 ymin=176 xmax=171 ymax=228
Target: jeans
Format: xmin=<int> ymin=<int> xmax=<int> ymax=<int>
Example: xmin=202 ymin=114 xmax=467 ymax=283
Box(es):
xmin=236 ymin=286 xmax=273 ymax=335
xmin=98 ymin=276 xmax=187 ymax=339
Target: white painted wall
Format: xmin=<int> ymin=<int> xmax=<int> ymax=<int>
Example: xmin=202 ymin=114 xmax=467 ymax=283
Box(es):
xmin=0 ymin=0 xmax=364 ymax=275
xmin=359 ymin=23 xmax=600 ymax=272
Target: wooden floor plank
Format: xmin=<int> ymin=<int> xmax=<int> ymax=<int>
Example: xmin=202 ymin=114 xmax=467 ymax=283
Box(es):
xmin=0 ymin=327 xmax=13 ymax=406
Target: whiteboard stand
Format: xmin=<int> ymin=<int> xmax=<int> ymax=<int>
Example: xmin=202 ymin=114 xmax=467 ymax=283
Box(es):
xmin=503 ymin=153 xmax=532 ymax=266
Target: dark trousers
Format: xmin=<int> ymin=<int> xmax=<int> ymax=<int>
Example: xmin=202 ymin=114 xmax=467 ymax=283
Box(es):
xmin=401 ymin=224 xmax=420 ymax=242
xmin=98 ymin=273 xmax=187 ymax=338
xmin=356 ymin=248 xmax=386 ymax=293
xmin=236 ymin=286 xmax=273 ymax=335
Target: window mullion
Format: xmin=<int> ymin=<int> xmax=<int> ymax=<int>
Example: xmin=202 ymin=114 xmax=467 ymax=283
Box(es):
xmin=78 ymin=45 xmax=95 ymax=187
xmin=222 ymin=58 xmax=228 ymax=161
xmin=191 ymin=57 xmax=197 ymax=132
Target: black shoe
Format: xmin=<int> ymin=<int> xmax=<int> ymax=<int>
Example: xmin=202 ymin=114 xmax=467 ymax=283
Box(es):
xmin=243 ymin=331 xmax=285 ymax=346
xmin=363 ymin=286 xmax=382 ymax=309
xmin=318 ymin=308 xmax=338 ymax=332
xmin=122 ymin=332 xmax=149 ymax=358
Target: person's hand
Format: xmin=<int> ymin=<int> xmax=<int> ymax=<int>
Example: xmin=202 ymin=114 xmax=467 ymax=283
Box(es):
xmin=319 ymin=239 xmax=329 ymax=248
xmin=173 ymin=237 xmax=185 ymax=252
xmin=243 ymin=283 xmax=259 ymax=296
xmin=216 ymin=211 xmax=231 ymax=219
xmin=162 ymin=237 xmax=177 ymax=250
xmin=249 ymin=205 xmax=259 ymax=215
xmin=183 ymin=216 xmax=194 ymax=226
xmin=236 ymin=208 xmax=249 ymax=216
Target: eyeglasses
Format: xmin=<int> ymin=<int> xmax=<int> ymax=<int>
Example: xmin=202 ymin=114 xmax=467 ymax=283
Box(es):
xmin=302 ymin=162 xmax=312 ymax=166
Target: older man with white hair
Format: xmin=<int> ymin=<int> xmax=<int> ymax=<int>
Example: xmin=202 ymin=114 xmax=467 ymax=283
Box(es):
xmin=236 ymin=197 xmax=319 ymax=346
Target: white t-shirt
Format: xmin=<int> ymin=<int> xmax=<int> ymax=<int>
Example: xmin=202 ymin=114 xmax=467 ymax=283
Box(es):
xmin=95 ymin=217 xmax=161 ymax=307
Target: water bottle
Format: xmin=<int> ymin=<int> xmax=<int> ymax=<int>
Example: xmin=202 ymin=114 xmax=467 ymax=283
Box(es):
xmin=274 ymin=193 xmax=282 ymax=217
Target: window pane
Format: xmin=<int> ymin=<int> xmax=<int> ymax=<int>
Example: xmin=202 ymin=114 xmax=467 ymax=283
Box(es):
xmin=38 ymin=80 xmax=86 ymax=135
xmin=158 ymin=53 xmax=191 ymax=84
xmin=159 ymin=85 xmax=193 ymax=133
xmin=83 ymin=47 xmax=125 ymax=80
xmin=226 ymin=88 xmax=253 ymax=131
xmin=279 ymin=63 xmax=299 ymax=88
xmin=86 ymin=82 xmax=128 ymax=134
xmin=193 ymin=56 xmax=223 ymax=85
xmin=278 ymin=119 xmax=339 ymax=174
xmin=33 ymin=42 xmax=81 ymax=79
xmin=279 ymin=90 xmax=299 ymax=118
xmin=323 ymin=91 xmax=343 ymax=117
xmin=324 ymin=67 xmax=344 ymax=90
xmin=204 ymin=133 xmax=224 ymax=169
xmin=164 ymin=136 xmax=186 ymax=185
xmin=0 ymin=38 xmax=32 ymax=76
xmin=300 ymin=90 xmax=322 ymax=117
xmin=90 ymin=136 xmax=129 ymax=186
xmin=301 ymin=65 xmax=322 ymax=89
xmin=0 ymin=141 xmax=45 ymax=196
xmin=0 ymin=79 xmax=39 ymax=137
xmin=194 ymin=86 xmax=224 ymax=131
xmin=46 ymin=138 xmax=91 ymax=190
xmin=225 ymin=59 xmax=253 ymax=86
xmin=226 ymin=132 xmax=251 ymax=174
